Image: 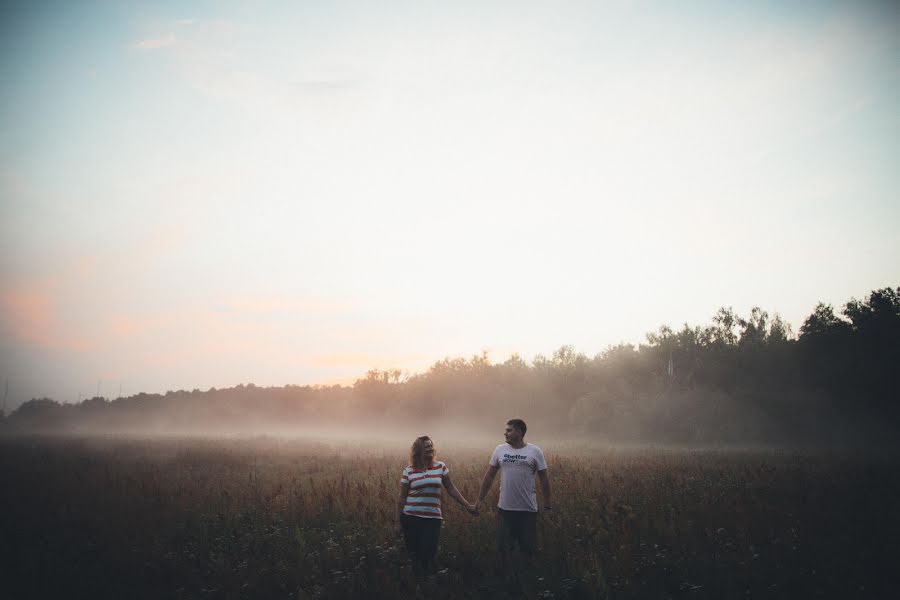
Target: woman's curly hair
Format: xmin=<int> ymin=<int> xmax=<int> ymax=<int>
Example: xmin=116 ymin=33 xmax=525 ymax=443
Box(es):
xmin=409 ymin=435 xmax=433 ymax=471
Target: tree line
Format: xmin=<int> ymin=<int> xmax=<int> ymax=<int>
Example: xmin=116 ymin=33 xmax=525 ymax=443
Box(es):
xmin=3 ymin=286 xmax=898 ymax=445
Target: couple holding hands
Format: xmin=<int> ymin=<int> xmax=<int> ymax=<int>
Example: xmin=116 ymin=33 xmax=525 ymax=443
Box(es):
xmin=395 ymin=418 xmax=553 ymax=576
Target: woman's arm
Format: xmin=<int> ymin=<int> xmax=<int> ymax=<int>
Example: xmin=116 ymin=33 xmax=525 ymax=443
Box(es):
xmin=443 ymin=474 xmax=477 ymax=514
xmin=396 ymin=481 xmax=410 ymax=532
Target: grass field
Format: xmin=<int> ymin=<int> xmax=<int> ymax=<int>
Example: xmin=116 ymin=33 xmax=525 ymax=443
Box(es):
xmin=1 ymin=436 xmax=897 ymax=599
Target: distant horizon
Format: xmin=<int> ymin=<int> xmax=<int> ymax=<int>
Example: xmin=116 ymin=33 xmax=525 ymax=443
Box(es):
xmin=6 ymin=281 xmax=896 ymax=409
xmin=0 ymin=295 xmax=818 ymax=406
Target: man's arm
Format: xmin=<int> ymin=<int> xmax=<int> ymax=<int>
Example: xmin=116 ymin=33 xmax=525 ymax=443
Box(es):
xmin=537 ymin=468 xmax=552 ymax=511
xmin=475 ymin=464 xmax=499 ymax=512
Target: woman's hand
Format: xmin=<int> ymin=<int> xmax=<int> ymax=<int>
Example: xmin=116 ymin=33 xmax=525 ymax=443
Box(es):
xmin=466 ymin=503 xmax=479 ymax=516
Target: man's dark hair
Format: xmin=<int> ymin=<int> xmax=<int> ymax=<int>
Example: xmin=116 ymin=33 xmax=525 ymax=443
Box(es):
xmin=507 ymin=418 xmax=527 ymax=436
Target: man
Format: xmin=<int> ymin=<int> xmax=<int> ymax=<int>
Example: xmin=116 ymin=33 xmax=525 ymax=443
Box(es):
xmin=475 ymin=418 xmax=552 ymax=563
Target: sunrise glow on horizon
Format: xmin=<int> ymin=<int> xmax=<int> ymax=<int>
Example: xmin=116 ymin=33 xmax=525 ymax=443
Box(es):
xmin=2 ymin=1 xmax=898 ymax=409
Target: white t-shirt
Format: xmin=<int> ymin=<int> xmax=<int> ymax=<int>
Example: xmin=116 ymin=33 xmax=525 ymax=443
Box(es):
xmin=489 ymin=442 xmax=547 ymax=512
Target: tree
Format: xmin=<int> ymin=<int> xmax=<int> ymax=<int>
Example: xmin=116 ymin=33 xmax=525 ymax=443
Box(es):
xmin=799 ymin=303 xmax=850 ymax=339
xmin=841 ymin=287 xmax=900 ymax=403
xmin=767 ymin=313 xmax=792 ymax=343
xmin=738 ymin=307 xmax=768 ymax=348
xmin=711 ymin=307 xmax=739 ymax=346
xmin=842 ymin=287 xmax=900 ymax=336
xmin=353 ymin=369 xmax=403 ymax=416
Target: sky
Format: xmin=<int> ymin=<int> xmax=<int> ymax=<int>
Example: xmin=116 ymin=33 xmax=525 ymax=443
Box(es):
xmin=1 ymin=0 xmax=899 ymax=409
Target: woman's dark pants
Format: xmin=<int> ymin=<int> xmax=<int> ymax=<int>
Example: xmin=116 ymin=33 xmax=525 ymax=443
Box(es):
xmin=400 ymin=514 xmax=442 ymax=576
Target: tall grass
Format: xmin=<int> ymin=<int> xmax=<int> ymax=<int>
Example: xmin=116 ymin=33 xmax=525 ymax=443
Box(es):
xmin=1 ymin=436 xmax=896 ymax=599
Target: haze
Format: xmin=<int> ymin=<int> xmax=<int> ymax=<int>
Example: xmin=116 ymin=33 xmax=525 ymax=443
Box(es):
xmin=2 ymin=1 xmax=899 ymax=409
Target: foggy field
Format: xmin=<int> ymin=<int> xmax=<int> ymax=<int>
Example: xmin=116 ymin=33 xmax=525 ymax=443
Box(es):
xmin=1 ymin=436 xmax=897 ymax=599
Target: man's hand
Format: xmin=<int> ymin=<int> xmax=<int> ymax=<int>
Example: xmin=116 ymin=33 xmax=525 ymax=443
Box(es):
xmin=474 ymin=498 xmax=484 ymax=513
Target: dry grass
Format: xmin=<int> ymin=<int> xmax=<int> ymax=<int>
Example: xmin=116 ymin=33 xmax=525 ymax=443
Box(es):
xmin=0 ymin=436 xmax=896 ymax=599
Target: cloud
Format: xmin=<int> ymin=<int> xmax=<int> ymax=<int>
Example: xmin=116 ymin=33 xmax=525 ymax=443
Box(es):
xmin=216 ymin=294 xmax=357 ymax=315
xmin=0 ymin=281 xmax=90 ymax=351
xmin=289 ymin=79 xmax=357 ymax=93
xmin=135 ymin=33 xmax=176 ymax=50
xmin=308 ymin=352 xmax=430 ymax=373
xmin=309 ymin=353 xmax=385 ymax=369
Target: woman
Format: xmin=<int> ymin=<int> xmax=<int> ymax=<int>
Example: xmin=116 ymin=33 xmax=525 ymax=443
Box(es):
xmin=396 ymin=435 xmax=476 ymax=576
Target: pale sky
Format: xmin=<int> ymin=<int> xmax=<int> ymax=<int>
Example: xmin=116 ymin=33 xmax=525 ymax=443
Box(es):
xmin=2 ymin=1 xmax=899 ymax=409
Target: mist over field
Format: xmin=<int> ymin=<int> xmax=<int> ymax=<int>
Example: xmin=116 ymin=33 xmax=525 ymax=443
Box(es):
xmin=3 ymin=286 xmax=898 ymax=450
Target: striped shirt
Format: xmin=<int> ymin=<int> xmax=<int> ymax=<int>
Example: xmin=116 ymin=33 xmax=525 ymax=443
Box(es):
xmin=400 ymin=461 xmax=449 ymax=519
